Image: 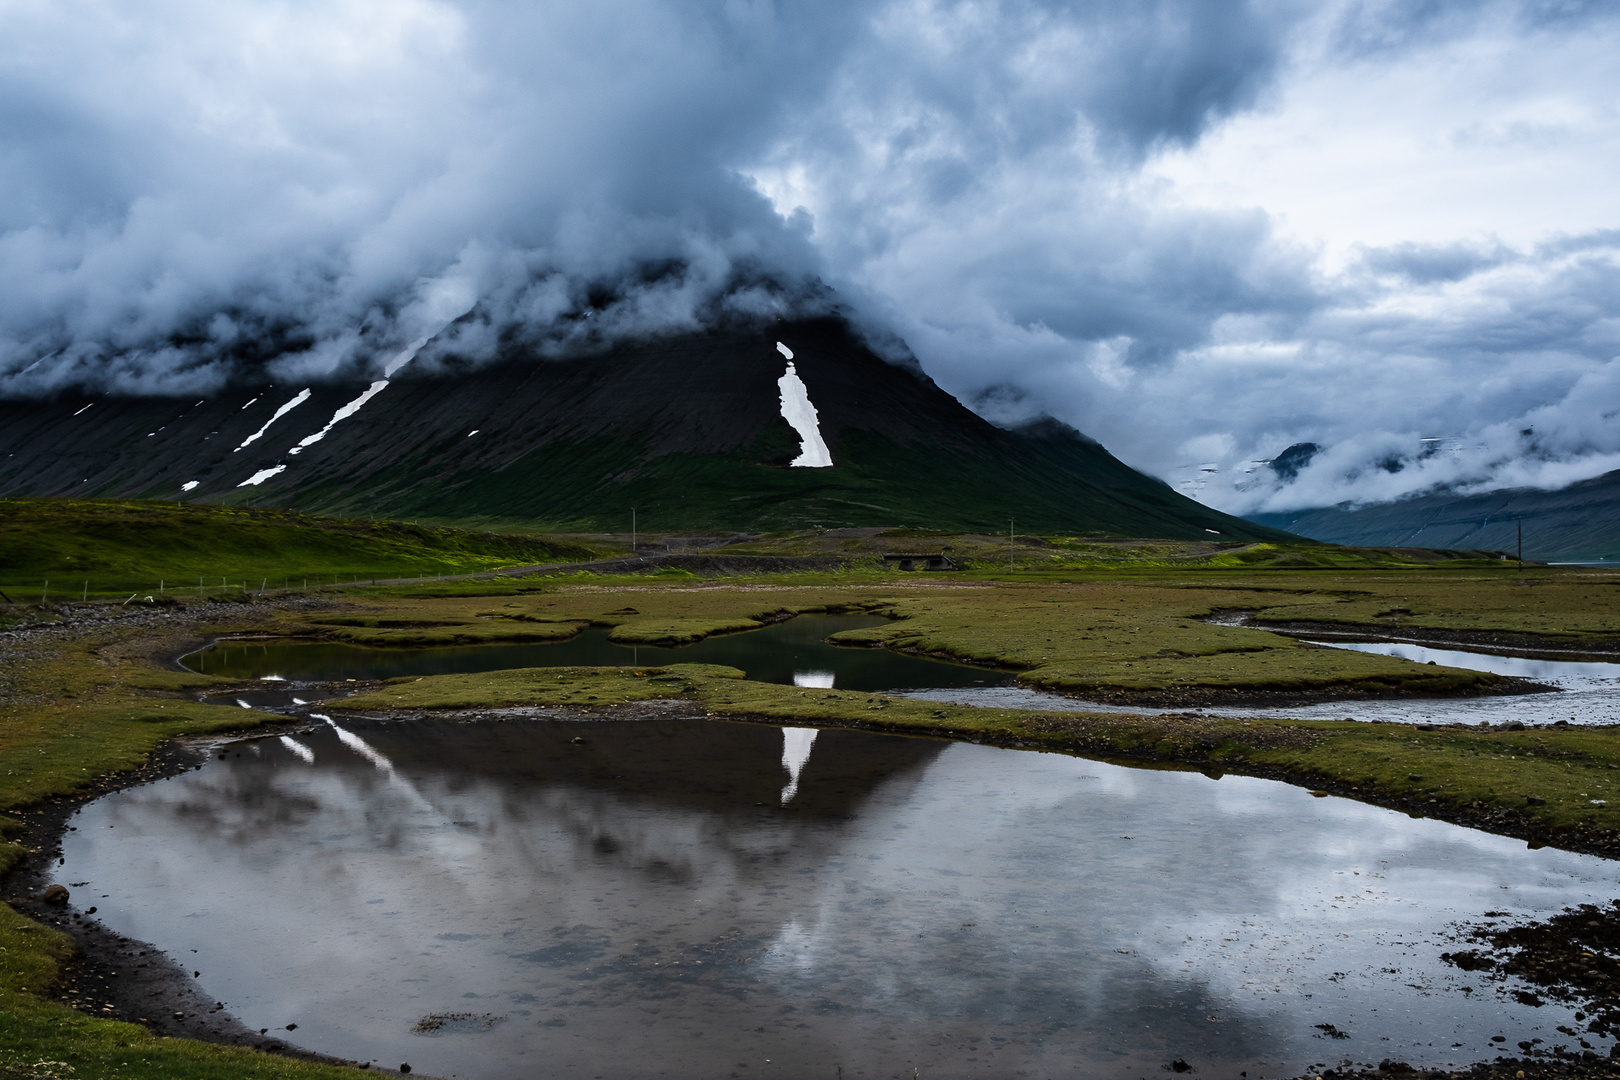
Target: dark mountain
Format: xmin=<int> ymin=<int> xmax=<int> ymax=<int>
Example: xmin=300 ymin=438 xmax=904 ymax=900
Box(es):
xmin=0 ymin=317 xmax=1294 ymax=538
xmin=1247 ymin=470 xmax=1620 ymax=564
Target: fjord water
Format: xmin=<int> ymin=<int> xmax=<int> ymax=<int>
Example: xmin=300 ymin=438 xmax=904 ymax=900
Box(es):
xmin=58 ymin=717 xmax=1614 ymax=1079
xmin=182 ymin=614 xmax=1004 ymax=692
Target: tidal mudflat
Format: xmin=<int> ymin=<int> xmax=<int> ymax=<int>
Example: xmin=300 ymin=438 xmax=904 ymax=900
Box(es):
xmin=57 ymin=716 xmax=1616 ymax=1079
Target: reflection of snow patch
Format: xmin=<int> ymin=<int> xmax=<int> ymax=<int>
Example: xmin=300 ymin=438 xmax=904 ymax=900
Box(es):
xmin=777 ymin=357 xmax=832 ymax=468
xmin=779 ymin=726 xmax=818 ymax=805
xmin=288 ymin=381 xmax=388 ymax=455
xmin=72 ymin=403 xmax=92 ymax=416
xmin=236 ymin=389 xmax=311 ymax=451
xmin=236 ymin=699 xmax=253 ymax=709
xmin=279 ymin=736 xmax=315 ymax=764
xmin=326 ymin=718 xmax=398 ymax=776
xmin=180 ymin=481 xmax=199 ymax=492
xmin=237 ymin=465 xmax=286 ymax=487
xmin=793 ymin=671 xmax=835 ymax=689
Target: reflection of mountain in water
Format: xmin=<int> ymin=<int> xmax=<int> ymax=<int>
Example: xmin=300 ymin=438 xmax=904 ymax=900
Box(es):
xmin=58 ymin=718 xmax=1615 ymax=1079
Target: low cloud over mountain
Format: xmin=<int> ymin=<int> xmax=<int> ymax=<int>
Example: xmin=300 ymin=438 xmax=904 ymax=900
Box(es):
xmin=1 ymin=0 xmax=1616 ymax=514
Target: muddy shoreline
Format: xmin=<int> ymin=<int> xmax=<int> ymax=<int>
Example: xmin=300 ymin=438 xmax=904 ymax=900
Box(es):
xmin=0 ymin=720 xmax=370 ymax=1066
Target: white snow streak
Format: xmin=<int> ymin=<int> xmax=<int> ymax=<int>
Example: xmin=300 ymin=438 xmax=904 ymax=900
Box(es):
xmin=237 ymin=465 xmax=286 ymax=487
xmin=779 ymin=727 xmax=819 ymax=805
xmin=180 ymin=480 xmax=199 ymax=492
xmin=235 ymin=388 xmax=311 ymax=451
xmin=71 ymin=403 xmax=92 ymax=416
xmin=240 ymin=396 xmax=260 ymax=410
xmin=383 ymin=335 xmax=432 ymax=377
xmin=288 ymin=380 xmax=388 ymax=455
xmin=776 ymin=350 xmax=832 ymax=468
xmin=467 ymin=429 xmax=479 ymax=437
xmin=776 ymin=342 xmax=794 ymax=360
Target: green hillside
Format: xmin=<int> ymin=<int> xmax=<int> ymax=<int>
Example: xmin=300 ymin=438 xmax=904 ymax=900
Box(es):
xmin=0 ymin=499 xmax=599 ymax=599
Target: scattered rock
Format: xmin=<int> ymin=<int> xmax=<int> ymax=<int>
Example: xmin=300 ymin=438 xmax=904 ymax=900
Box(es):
xmin=41 ymin=883 xmax=69 ymax=905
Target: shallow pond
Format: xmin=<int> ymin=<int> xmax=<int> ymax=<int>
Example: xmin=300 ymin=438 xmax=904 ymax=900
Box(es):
xmin=58 ymin=716 xmax=1619 ymax=1079
xmin=909 ymin=640 xmax=1620 ymax=727
xmin=183 ymin=614 xmax=1005 ymax=693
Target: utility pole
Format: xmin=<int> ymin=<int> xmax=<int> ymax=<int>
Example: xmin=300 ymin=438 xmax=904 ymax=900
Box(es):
xmin=1517 ymin=517 xmax=1523 ymax=572
xmin=631 ymin=508 xmax=637 ymax=555
xmin=1009 ymin=518 xmax=1014 ymax=575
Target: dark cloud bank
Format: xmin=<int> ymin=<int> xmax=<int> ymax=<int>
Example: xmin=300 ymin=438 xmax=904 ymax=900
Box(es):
xmin=1 ymin=0 xmax=1616 ymax=514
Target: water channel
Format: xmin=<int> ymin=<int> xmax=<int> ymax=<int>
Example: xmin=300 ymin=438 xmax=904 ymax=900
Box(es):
xmin=182 ymin=615 xmax=1006 ymax=693
xmin=909 ymin=640 xmax=1620 ymax=728
xmin=56 ymin=716 xmax=1619 ymax=1079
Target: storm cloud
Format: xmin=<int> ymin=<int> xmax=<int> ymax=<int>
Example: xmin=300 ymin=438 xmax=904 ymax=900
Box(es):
xmin=1 ymin=0 xmax=1616 ymax=513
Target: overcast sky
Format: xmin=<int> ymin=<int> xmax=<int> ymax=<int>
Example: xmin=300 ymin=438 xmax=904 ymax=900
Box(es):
xmin=2 ymin=0 xmax=1616 ymax=513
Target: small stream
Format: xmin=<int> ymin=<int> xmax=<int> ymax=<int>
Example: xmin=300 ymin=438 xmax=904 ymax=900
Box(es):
xmin=907 ymin=639 xmax=1620 ymax=727
xmin=55 ymin=716 xmax=1620 ymax=1079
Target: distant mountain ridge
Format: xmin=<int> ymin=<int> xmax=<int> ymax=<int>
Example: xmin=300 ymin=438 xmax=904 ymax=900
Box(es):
xmin=0 ymin=317 xmax=1294 ymax=539
xmin=1246 ymin=469 xmax=1620 ymax=564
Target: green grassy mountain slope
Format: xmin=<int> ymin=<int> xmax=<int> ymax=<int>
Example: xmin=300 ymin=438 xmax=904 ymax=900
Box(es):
xmin=0 ymin=499 xmax=597 ymax=597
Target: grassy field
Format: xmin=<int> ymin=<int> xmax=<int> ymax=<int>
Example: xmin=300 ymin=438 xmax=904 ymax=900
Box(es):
xmin=0 ymin=504 xmax=1617 ymax=1079
xmin=0 ymin=499 xmax=604 ymax=603
xmin=266 ymin=564 xmax=1616 ymax=699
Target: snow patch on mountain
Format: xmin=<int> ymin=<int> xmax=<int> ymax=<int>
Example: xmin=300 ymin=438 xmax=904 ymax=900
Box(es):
xmin=288 ymin=381 xmax=388 ymax=456
xmin=238 ymin=465 xmax=286 ymax=487
xmin=776 ymin=344 xmax=831 ymax=468
xmin=236 ymin=388 xmax=311 ymax=452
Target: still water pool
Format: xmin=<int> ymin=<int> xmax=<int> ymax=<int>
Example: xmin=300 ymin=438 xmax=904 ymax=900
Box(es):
xmin=57 ymin=715 xmax=1618 ymax=1079
xmin=182 ymin=614 xmax=1004 ymax=693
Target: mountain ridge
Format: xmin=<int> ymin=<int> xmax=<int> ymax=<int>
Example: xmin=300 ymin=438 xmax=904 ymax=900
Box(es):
xmin=1246 ymin=469 xmax=1620 ymax=564
xmin=1 ymin=317 xmax=1295 ymax=539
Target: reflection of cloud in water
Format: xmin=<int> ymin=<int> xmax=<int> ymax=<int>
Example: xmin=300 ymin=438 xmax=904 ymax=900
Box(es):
xmin=779 ymin=726 xmax=817 ymax=805
xmin=55 ymin=720 xmax=1617 ymax=1078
